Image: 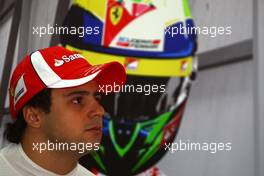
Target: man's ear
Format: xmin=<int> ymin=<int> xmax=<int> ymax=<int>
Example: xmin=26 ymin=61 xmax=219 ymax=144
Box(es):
xmin=23 ymin=106 xmax=42 ymax=128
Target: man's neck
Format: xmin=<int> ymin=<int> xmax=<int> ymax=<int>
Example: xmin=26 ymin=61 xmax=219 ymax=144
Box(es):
xmin=21 ymin=132 xmax=80 ymax=175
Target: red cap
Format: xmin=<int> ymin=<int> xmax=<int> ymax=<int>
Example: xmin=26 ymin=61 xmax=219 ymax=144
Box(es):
xmin=9 ymin=46 xmax=126 ymax=119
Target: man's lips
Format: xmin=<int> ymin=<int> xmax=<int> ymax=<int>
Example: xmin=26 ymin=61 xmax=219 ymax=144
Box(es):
xmin=85 ymin=126 xmax=102 ymax=131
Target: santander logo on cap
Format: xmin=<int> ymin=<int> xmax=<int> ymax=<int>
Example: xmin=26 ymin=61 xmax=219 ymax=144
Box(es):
xmin=54 ymin=53 xmax=85 ymax=67
xmin=54 ymin=59 xmax=64 ymax=67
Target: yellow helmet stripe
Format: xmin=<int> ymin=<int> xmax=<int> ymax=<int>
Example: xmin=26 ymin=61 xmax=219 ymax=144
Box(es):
xmin=73 ymin=0 xmax=107 ymax=21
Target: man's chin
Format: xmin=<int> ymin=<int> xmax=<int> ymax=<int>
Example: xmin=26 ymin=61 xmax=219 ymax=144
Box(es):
xmin=82 ymin=133 xmax=102 ymax=144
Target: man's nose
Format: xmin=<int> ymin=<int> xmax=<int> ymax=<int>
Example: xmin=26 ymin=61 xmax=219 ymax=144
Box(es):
xmin=88 ymin=98 xmax=105 ymax=118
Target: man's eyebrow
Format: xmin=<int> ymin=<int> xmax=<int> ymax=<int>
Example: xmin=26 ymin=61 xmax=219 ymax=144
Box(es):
xmin=64 ymin=91 xmax=102 ymax=97
xmin=64 ymin=91 xmax=92 ymax=97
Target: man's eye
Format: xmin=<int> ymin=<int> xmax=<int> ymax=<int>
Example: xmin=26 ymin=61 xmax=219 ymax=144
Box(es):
xmin=72 ymin=97 xmax=82 ymax=104
xmin=95 ymin=93 xmax=102 ymax=102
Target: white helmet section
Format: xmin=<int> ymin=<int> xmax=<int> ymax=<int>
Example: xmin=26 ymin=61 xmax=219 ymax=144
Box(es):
xmin=108 ymin=0 xmax=188 ymax=52
xmin=109 ymin=9 xmax=164 ymax=52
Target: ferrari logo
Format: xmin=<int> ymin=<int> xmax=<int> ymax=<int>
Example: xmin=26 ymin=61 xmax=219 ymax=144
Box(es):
xmin=110 ymin=6 xmax=123 ymax=25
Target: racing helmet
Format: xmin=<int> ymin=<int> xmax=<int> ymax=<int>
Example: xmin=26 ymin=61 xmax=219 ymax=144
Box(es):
xmin=60 ymin=0 xmax=198 ymax=175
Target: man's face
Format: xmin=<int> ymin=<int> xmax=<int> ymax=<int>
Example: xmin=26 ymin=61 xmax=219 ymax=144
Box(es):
xmin=40 ymin=80 xmax=104 ymax=153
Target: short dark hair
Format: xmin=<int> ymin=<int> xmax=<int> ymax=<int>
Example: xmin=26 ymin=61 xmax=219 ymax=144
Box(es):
xmin=4 ymin=89 xmax=52 ymax=143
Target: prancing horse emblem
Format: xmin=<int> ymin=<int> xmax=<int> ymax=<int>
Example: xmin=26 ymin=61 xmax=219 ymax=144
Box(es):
xmin=110 ymin=6 xmax=123 ymax=25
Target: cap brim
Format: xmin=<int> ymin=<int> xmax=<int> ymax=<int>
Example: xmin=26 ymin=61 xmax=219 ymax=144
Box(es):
xmin=48 ymin=61 xmax=126 ymax=89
